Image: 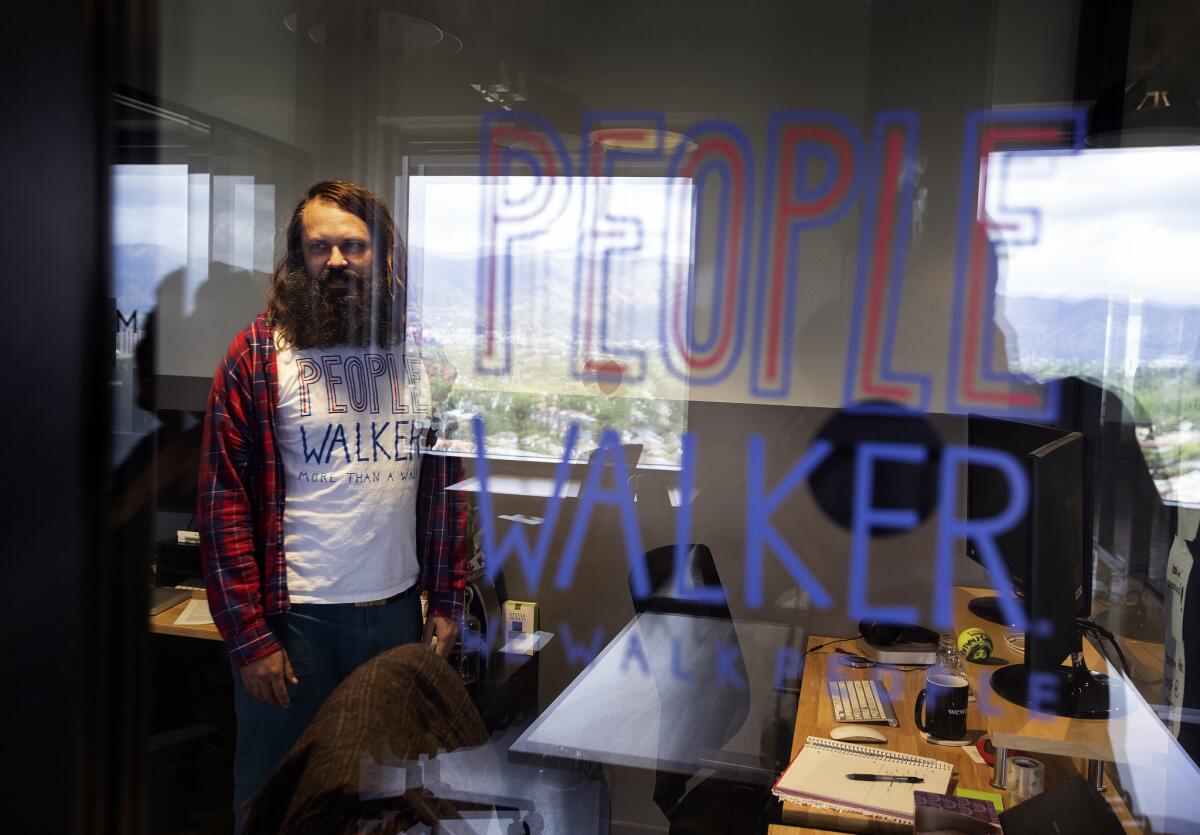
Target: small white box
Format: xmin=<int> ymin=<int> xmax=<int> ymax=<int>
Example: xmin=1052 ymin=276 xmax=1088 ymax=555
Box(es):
xmin=503 ymin=600 xmax=537 ymax=638
xmin=501 ymin=630 xmax=553 ymax=656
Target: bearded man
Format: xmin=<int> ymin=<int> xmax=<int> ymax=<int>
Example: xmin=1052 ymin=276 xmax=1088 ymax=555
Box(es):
xmin=198 ymin=180 xmax=467 ymax=830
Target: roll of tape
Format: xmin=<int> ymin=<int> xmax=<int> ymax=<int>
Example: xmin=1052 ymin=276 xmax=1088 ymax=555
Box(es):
xmin=1005 ymin=756 xmax=1045 ymax=803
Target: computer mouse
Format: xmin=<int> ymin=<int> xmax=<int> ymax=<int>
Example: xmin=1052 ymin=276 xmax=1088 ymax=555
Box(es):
xmin=830 ymin=725 xmax=888 ymax=743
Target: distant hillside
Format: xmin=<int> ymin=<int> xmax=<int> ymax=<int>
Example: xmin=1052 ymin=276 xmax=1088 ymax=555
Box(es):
xmin=412 ymin=250 xmax=670 ymax=343
xmin=999 ymin=295 xmax=1200 ymax=367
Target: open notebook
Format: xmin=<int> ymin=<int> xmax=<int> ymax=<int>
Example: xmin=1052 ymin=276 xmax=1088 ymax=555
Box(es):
xmin=774 ymin=736 xmax=953 ymax=823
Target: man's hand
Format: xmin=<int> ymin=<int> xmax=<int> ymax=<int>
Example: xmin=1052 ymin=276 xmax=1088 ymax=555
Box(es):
xmin=423 ymin=615 xmax=458 ymax=658
xmin=240 ymin=648 xmax=298 ymax=708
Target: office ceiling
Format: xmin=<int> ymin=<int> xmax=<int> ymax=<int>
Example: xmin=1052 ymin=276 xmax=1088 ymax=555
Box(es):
xmin=149 ymin=0 xmax=872 ymax=148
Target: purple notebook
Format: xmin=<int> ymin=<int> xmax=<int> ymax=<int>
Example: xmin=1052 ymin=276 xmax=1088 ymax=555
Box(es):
xmin=914 ymin=791 xmax=1001 ymax=826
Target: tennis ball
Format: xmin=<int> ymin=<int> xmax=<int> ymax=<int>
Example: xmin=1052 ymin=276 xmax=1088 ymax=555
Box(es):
xmin=957 ymin=627 xmax=993 ymax=662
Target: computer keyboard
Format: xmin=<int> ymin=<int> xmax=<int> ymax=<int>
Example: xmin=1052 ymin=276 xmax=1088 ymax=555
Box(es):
xmin=828 ymin=679 xmax=899 ymax=726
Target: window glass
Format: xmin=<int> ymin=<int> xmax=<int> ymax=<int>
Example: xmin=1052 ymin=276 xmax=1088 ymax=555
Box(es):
xmin=406 ymin=174 xmax=690 ymax=462
xmin=989 ymin=146 xmax=1200 ymax=504
xmin=105 ymin=2 xmax=1200 ymax=833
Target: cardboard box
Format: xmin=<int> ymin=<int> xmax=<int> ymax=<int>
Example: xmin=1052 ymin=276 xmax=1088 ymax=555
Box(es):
xmin=503 ymin=600 xmax=538 ymax=637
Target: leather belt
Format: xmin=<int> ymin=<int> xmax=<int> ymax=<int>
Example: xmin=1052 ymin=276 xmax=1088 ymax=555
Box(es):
xmin=352 ymin=587 xmax=413 ymax=608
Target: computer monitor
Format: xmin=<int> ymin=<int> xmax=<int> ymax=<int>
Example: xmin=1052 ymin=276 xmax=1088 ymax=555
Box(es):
xmin=965 ymin=415 xmax=1076 ymax=626
xmin=988 ymin=431 xmax=1122 ymax=718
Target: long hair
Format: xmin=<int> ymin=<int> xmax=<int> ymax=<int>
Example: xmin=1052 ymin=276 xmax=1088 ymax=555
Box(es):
xmin=267 ymin=180 xmax=407 ymax=347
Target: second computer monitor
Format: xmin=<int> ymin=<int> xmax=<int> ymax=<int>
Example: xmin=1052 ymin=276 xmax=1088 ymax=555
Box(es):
xmin=965 ymin=415 xmax=1078 ymax=625
xmin=1025 ymin=431 xmax=1088 ymax=672
xmin=988 ymin=429 xmax=1121 ymax=718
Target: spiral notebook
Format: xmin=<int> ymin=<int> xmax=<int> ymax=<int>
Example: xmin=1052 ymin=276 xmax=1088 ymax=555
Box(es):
xmin=773 ymin=736 xmax=953 ymax=823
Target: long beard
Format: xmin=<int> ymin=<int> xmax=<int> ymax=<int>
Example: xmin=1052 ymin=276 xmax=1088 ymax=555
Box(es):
xmin=274 ymin=264 xmax=393 ymax=349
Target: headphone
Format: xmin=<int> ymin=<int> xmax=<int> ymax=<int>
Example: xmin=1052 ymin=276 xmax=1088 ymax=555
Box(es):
xmin=858 ymin=620 xmax=940 ymax=647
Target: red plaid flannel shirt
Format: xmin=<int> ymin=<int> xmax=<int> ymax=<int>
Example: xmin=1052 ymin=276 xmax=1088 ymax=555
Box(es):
xmin=199 ymin=314 xmax=468 ymax=668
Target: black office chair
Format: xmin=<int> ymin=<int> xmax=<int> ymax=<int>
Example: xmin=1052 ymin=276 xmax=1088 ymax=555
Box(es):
xmin=586 ymin=441 xmax=644 ymax=470
xmin=584 ymin=441 xmax=644 ymax=496
xmin=631 ymin=543 xmax=730 ymax=619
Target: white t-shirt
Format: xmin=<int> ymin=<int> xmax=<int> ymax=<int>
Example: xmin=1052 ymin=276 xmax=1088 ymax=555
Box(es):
xmin=274 ymin=333 xmax=432 ymax=603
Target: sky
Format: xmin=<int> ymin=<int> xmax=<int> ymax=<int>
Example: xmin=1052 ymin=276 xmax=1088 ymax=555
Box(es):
xmin=986 ymin=145 xmax=1200 ymax=306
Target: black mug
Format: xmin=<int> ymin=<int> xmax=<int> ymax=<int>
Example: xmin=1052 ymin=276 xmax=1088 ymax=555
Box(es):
xmin=914 ymin=673 xmax=969 ymax=740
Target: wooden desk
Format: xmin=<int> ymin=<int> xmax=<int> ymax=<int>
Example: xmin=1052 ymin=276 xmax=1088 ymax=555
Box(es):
xmin=149 ymin=590 xmax=220 ymax=641
xmin=783 ymin=587 xmax=1141 ymax=832
xmin=952 ymin=583 xmax=1198 ymax=833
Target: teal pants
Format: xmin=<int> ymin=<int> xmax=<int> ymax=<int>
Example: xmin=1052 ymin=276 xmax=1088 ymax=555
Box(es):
xmin=231 ymin=586 xmax=422 ymax=833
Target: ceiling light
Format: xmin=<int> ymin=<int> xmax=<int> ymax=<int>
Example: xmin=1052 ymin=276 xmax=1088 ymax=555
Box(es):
xmin=589 ymin=127 xmax=698 ymax=154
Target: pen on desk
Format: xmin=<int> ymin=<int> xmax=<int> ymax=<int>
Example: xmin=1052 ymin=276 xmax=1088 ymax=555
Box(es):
xmin=845 ymin=774 xmax=924 ymax=783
